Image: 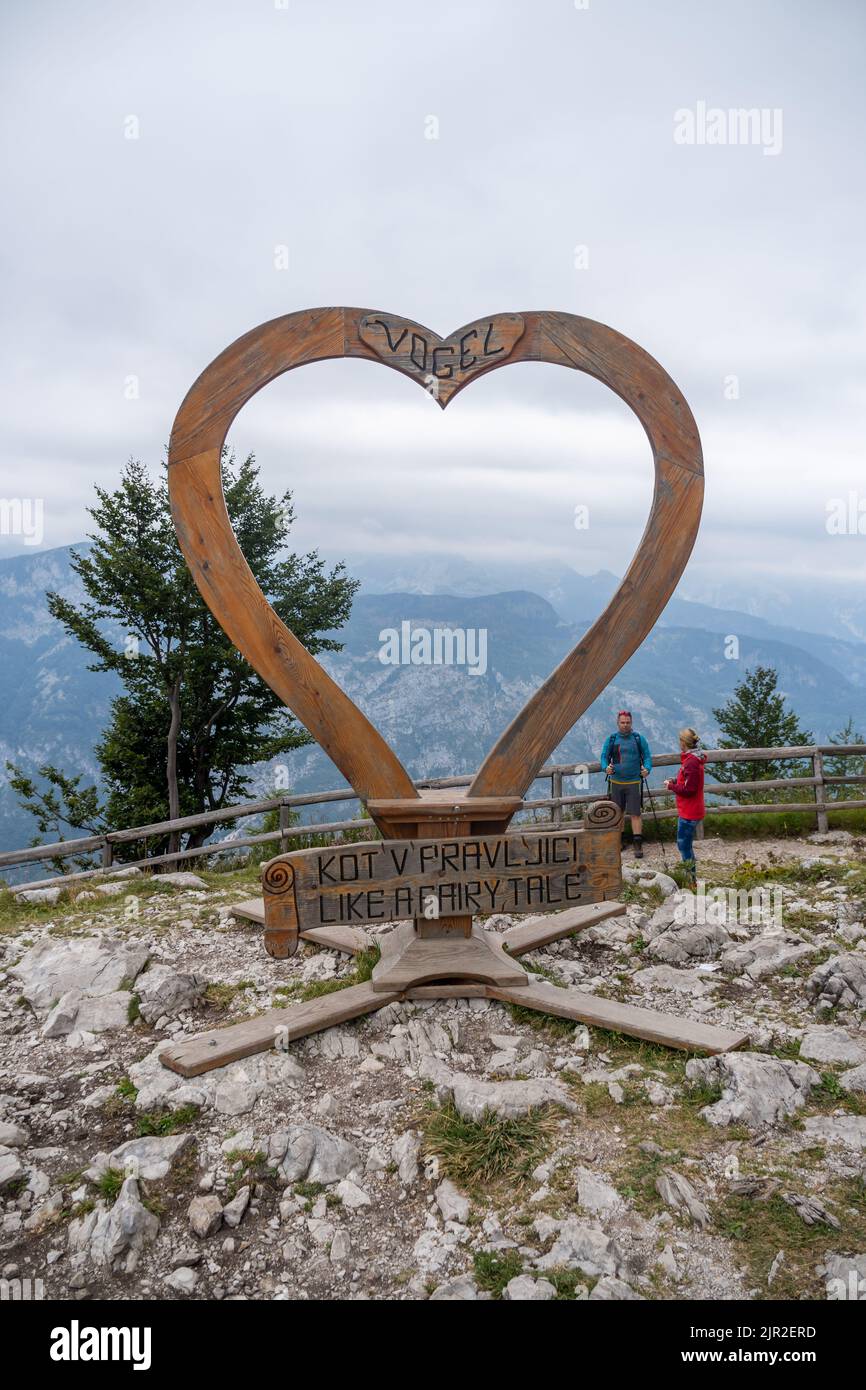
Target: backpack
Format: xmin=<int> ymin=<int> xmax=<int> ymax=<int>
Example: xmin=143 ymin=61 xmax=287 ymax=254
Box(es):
xmin=608 ymin=731 xmax=643 ymax=766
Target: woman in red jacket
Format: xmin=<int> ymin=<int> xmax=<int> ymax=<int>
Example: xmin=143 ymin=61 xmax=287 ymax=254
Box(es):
xmin=663 ymin=727 xmax=705 ymax=883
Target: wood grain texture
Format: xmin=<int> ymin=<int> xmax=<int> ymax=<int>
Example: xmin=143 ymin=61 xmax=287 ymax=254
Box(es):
xmin=487 ymin=978 xmax=750 ymax=1054
xmin=501 ymin=899 xmax=626 ymax=956
xmin=168 ymin=308 xmax=702 ymax=821
xmin=260 ymin=826 xmax=622 ymax=933
xmin=370 ymin=922 xmax=528 ymax=992
xmin=229 ymin=898 xmax=371 ymax=955
xmin=159 ymin=981 xmax=398 ymax=1076
xmin=358 ymin=311 xmax=524 ymax=405
xmin=468 ymin=312 xmax=703 ymax=797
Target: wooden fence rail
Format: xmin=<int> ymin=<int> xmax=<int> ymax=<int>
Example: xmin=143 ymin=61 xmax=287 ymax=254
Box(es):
xmin=3 ymin=744 xmax=865 ymax=892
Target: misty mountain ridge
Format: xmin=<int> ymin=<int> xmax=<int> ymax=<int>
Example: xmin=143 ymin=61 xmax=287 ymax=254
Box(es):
xmin=0 ymin=544 xmax=863 ymax=859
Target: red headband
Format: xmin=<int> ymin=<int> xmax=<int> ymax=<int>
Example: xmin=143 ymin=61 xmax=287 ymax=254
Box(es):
xmin=618 ymin=710 xmax=632 ymax=718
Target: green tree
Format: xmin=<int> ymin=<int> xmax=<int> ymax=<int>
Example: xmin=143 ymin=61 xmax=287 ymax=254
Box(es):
xmin=8 ymin=452 xmax=357 ymax=858
xmin=711 ymin=665 xmax=813 ymax=802
xmin=4 ymin=763 xmax=104 ymax=873
xmin=824 ymin=718 xmax=866 ymax=800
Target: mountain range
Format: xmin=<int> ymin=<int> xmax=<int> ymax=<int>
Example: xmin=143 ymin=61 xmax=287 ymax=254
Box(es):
xmin=1 ymin=545 xmax=863 ymax=859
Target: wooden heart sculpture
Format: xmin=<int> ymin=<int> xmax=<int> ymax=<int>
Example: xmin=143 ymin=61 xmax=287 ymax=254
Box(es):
xmin=168 ymin=308 xmax=703 ymax=837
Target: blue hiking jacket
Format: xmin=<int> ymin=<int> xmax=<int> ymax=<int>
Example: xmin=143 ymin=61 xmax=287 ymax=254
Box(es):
xmin=601 ymin=731 xmax=652 ymax=784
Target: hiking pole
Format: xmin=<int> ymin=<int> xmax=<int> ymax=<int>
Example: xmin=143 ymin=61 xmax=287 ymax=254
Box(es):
xmin=642 ymin=774 xmax=670 ymax=870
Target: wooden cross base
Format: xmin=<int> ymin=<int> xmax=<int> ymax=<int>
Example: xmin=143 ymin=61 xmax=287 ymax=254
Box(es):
xmin=159 ymin=901 xmax=749 ymax=1077
xmin=370 ymin=921 xmax=527 ymax=992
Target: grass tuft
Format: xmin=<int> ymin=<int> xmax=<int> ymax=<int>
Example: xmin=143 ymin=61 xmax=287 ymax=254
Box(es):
xmin=95 ymin=1167 xmax=126 ymax=1202
xmin=472 ymin=1249 xmax=523 ymax=1297
xmin=136 ymin=1103 xmax=199 ymax=1137
xmin=418 ymin=1099 xmax=559 ymax=1192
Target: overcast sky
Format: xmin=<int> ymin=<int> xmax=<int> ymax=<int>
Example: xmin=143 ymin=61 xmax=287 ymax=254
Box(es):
xmin=2 ymin=0 xmax=864 ymax=604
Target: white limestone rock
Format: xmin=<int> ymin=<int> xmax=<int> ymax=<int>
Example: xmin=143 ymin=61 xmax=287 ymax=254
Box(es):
xmin=420 ymin=1056 xmax=577 ymax=1122
xmin=633 ymin=965 xmax=718 ymax=997
xmin=0 ymin=1122 xmax=29 ymax=1148
xmin=165 ymin=1265 xmax=199 ymax=1295
xmin=274 ymin=1125 xmax=362 ymax=1186
xmin=798 ymin=1115 xmax=866 ymax=1150
xmin=0 ymin=1149 xmax=26 ymax=1190
xmin=800 ymin=1025 xmax=866 ymax=1066
xmin=840 ymin=1062 xmax=866 ymax=1094
xmin=589 ymin=1275 xmax=645 ymax=1300
xmin=334 ymin=1179 xmax=371 ymax=1209
xmin=685 ymin=1052 xmax=819 ymax=1129
xmin=15 ymin=886 xmax=63 ymax=904
xmin=127 ymin=1043 xmax=304 ymax=1115
xmin=43 ymin=989 xmax=132 ymax=1038
xmin=188 ymin=1194 xmax=223 ymax=1238
xmin=391 ymin=1131 xmax=421 ymax=1187
xmin=154 ymin=872 xmax=208 ymax=890
xmin=504 ymin=1275 xmax=557 ymax=1300
xmin=721 ymin=932 xmax=817 ymax=981
xmin=429 ymin=1274 xmax=478 ymax=1300
xmin=68 ymin=1175 xmax=159 ymax=1275
xmin=576 ymin=1166 xmax=624 ymax=1217
xmin=136 ymin=965 xmax=205 ymax=1023
xmin=648 ymin=916 xmax=732 ymax=966
xmin=101 ymin=1132 xmax=194 ymax=1181
xmin=221 ymin=1186 xmax=250 ymax=1229
xmin=435 ymin=1179 xmax=470 ymax=1224
xmin=655 ymin=1168 xmax=710 ymax=1228
xmin=10 ymin=937 xmax=149 ymax=1018
xmin=807 ymin=954 xmax=866 ymax=1012
xmin=535 ymin=1219 xmax=622 ymax=1278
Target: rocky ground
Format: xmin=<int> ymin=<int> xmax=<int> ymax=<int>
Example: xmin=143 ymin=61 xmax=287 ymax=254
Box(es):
xmin=1 ymin=830 xmax=865 ymax=1303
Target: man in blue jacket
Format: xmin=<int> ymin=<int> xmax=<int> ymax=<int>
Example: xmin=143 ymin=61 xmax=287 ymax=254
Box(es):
xmin=601 ymin=710 xmax=652 ymax=858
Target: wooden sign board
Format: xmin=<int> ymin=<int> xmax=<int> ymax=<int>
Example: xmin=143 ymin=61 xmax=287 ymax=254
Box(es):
xmin=359 ymin=312 xmax=524 ymax=406
xmin=263 ymin=826 xmax=622 ymax=947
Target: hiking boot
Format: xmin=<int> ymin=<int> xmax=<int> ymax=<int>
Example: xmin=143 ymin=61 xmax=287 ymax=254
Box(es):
xmin=633 ymin=835 xmax=644 ymax=859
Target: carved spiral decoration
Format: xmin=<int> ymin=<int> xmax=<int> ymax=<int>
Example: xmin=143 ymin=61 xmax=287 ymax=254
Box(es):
xmin=263 ymin=859 xmax=295 ymax=894
xmin=585 ymin=800 xmax=624 ymax=829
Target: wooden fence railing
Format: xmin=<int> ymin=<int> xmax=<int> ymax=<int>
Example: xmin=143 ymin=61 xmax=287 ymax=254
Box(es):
xmin=2 ymin=744 xmax=864 ymax=892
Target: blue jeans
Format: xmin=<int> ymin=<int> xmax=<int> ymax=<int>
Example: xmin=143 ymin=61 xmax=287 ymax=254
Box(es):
xmin=677 ymin=817 xmax=700 ymax=864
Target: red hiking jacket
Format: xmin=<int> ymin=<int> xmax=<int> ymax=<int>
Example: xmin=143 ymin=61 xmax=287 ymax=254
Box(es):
xmin=669 ymin=751 xmax=705 ymax=820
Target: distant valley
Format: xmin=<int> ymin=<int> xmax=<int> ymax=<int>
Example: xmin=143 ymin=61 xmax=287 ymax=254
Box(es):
xmin=1 ymin=545 xmax=863 ymax=858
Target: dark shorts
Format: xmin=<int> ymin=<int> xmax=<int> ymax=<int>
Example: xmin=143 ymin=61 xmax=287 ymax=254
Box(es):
xmin=609 ymin=781 xmax=642 ymax=817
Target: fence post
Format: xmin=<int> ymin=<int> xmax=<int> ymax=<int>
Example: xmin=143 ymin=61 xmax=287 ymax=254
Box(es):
xmin=813 ymin=751 xmax=828 ymax=833
xmin=101 ymin=838 xmax=113 ymax=870
xmin=279 ymin=801 xmax=291 ymax=854
xmin=551 ymin=771 xmax=563 ymax=828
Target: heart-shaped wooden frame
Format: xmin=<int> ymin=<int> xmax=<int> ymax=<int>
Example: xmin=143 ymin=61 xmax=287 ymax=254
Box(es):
xmin=168 ymin=307 xmax=702 ymax=830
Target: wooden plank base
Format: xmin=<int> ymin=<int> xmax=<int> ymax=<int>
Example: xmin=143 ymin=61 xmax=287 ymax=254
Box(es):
xmin=501 ymin=900 xmax=626 ymax=957
xmin=158 ymin=969 xmax=749 ymax=1076
xmin=487 ymin=978 xmax=750 ymax=1054
xmin=159 ymin=981 xmax=399 ymax=1077
xmin=230 ymin=898 xmax=371 ymax=956
xmin=160 ymin=899 xmax=749 ymax=1076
